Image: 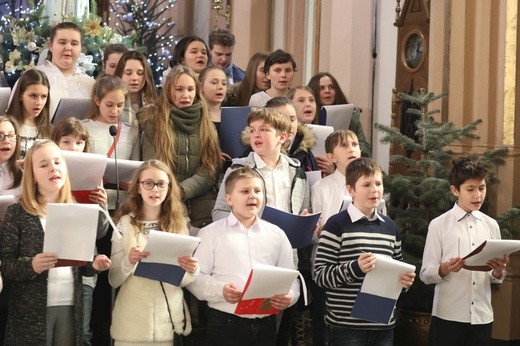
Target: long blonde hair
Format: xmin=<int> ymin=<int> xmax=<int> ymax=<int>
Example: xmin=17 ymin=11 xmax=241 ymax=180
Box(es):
xmin=139 ymin=66 xmax=221 ymax=179
xmin=20 ymin=140 xmax=73 ymax=216
xmin=116 ymin=160 xmax=187 ymax=233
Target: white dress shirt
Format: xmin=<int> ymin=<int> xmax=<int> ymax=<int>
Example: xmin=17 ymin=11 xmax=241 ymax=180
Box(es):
xmin=311 ymin=169 xmax=347 ymax=225
xmin=188 ymin=212 xmax=300 ymax=317
xmin=253 ymin=152 xmax=293 ymax=213
xmin=420 ymin=203 xmax=504 ymax=324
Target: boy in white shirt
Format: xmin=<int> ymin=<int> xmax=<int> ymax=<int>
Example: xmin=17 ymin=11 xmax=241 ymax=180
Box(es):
xmin=420 ymin=155 xmax=509 ymax=345
xmin=312 ymin=129 xmax=362 ymax=225
xmin=188 ymin=166 xmax=299 ymax=346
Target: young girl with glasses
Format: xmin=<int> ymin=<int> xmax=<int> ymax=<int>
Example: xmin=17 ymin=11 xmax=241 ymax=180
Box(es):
xmin=0 ymin=116 xmax=22 ymax=198
xmin=109 ymin=159 xmax=198 ymax=344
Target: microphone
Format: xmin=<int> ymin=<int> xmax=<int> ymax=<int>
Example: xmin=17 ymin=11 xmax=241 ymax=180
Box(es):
xmin=109 ymin=125 xmax=120 ymax=210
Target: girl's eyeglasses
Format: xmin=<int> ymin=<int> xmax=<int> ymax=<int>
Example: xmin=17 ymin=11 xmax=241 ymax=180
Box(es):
xmin=139 ymin=180 xmax=170 ymax=191
xmin=0 ymin=133 xmax=18 ymax=142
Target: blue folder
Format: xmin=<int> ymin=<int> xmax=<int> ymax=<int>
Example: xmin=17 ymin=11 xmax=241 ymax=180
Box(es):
xmin=133 ymin=262 xmax=186 ymax=286
xmin=219 ymin=106 xmax=251 ymax=159
xmin=261 ymin=205 xmax=321 ymax=249
xmin=351 ymin=291 xmax=397 ymax=324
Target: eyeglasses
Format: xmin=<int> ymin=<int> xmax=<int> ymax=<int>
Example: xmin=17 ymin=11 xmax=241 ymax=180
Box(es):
xmin=139 ymin=180 xmax=170 ymax=191
xmin=0 ymin=133 xmax=18 ymax=142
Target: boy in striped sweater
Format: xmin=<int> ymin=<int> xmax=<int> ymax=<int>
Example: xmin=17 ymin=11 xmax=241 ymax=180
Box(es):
xmin=314 ymin=157 xmax=415 ymax=346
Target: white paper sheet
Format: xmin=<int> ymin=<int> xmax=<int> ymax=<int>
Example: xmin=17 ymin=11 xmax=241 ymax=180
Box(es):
xmin=43 ymin=203 xmax=101 ymax=261
xmin=241 ymin=263 xmax=299 ymax=299
xmin=141 ymin=230 xmax=201 ymax=266
xmin=62 ymin=150 xmax=107 ymax=190
xmin=360 ymin=254 xmax=415 ymax=299
xmin=305 ymin=170 xmax=322 ymax=190
xmin=306 ymin=124 xmax=334 ymax=157
xmin=104 ymin=158 xmax=143 ymax=183
xmin=320 ymin=104 xmax=355 ymax=130
xmin=463 ymin=239 xmax=520 ymax=267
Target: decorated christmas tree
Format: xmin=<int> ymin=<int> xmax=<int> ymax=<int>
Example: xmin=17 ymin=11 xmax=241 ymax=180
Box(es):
xmin=110 ymin=0 xmax=178 ymax=86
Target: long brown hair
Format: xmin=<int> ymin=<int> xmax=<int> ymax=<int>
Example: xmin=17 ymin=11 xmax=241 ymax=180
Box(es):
xmin=114 ymin=50 xmax=157 ymax=104
xmin=139 ymin=66 xmax=221 ymax=179
xmin=236 ymin=52 xmax=269 ymax=106
xmin=0 ymin=116 xmax=22 ymax=189
xmin=20 ymin=140 xmax=73 ymax=216
xmin=307 ymin=72 xmax=349 ymax=111
xmin=6 ymin=69 xmax=52 ymax=138
xmin=116 ymin=160 xmax=188 ymax=233
xmin=87 ymin=75 xmax=128 ymax=120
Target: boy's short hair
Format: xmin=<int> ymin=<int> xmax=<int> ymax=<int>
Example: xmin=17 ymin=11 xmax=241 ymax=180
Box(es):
xmin=325 ymin=129 xmax=359 ymax=154
xmin=345 ymin=157 xmax=382 ymax=187
xmin=247 ymin=107 xmax=290 ymax=135
xmin=265 ymin=96 xmax=293 ymax=109
xmin=224 ymin=166 xmax=264 ymax=194
xmin=208 ymin=29 xmax=235 ymax=49
xmin=448 ymin=155 xmax=488 ymax=190
xmin=264 ymin=49 xmax=298 ymax=74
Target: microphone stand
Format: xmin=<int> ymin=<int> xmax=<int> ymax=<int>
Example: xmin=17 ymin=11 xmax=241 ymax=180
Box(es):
xmin=109 ymin=125 xmax=120 ymax=211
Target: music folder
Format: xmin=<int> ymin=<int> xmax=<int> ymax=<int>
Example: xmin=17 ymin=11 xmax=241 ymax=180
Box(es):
xmin=320 ymin=104 xmax=355 ymax=130
xmin=261 ymin=205 xmax=320 ymax=249
xmin=235 ymin=263 xmax=299 ymax=315
xmin=219 ymin=106 xmax=251 ymax=159
xmin=0 ymin=87 xmax=11 ymax=115
xmin=51 ymin=97 xmax=92 ymax=124
xmin=133 ymin=230 xmax=201 ymax=286
xmin=351 ymin=254 xmax=415 ymax=324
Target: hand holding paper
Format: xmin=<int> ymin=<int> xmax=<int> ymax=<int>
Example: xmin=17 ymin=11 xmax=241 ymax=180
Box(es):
xmin=234 ymin=264 xmax=299 ymax=315
xmin=462 ymin=239 xmax=520 ymax=271
xmin=133 ymin=230 xmax=201 ymax=286
xmin=223 ymin=283 xmax=243 ymax=304
xmin=128 ymin=246 xmax=150 ymax=265
xmin=351 ymin=254 xmax=415 ymax=324
xmin=31 ymin=252 xmax=58 ymax=274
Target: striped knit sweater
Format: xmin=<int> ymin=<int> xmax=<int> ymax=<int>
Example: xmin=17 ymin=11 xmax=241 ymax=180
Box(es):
xmin=314 ymin=209 xmax=403 ymax=329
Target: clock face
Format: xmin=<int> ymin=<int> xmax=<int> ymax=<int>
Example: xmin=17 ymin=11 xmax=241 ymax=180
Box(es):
xmin=402 ymin=30 xmax=426 ymax=72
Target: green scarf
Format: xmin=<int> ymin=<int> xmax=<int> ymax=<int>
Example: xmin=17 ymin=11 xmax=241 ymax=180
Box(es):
xmin=169 ymin=103 xmax=202 ymax=134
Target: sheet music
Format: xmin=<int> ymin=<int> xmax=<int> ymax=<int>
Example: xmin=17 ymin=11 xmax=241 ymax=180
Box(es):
xmin=104 ymin=158 xmax=143 ymax=183
xmin=463 ymin=239 xmax=520 ymax=269
xmin=62 ymin=150 xmax=107 ymax=190
xmin=141 ymin=230 xmax=201 ymax=266
xmin=306 ymin=124 xmax=334 ymax=157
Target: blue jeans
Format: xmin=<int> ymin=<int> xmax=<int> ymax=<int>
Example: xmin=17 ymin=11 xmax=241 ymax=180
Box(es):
xmin=83 ymin=284 xmax=94 ymax=346
xmin=328 ymin=326 xmax=393 ymax=346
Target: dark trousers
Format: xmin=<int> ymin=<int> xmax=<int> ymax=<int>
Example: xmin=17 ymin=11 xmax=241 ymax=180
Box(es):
xmin=311 ymin=282 xmax=328 ymax=346
xmin=429 ymin=316 xmax=492 ymax=346
xmin=206 ymin=307 xmax=276 ymax=346
xmin=327 ymin=326 xmax=393 ymax=346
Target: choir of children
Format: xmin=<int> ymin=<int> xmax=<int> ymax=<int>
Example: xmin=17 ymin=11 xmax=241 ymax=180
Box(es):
xmin=0 ymin=21 xmax=508 ymax=346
